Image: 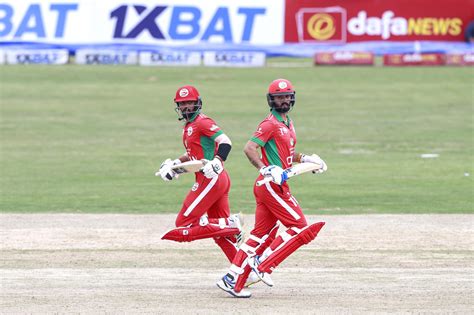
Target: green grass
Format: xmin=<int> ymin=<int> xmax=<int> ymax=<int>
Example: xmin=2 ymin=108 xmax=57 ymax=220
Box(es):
xmin=0 ymin=60 xmax=472 ymax=214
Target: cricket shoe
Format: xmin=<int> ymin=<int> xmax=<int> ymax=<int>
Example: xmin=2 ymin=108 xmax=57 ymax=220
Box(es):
xmin=244 ymin=271 xmax=262 ymax=288
xmin=229 ymin=212 xmax=245 ymax=246
xmin=216 ymin=274 xmax=252 ymax=298
xmin=247 ymin=255 xmax=274 ymax=287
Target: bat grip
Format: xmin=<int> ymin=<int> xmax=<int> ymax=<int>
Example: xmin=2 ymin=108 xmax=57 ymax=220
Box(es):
xmin=256 ymin=176 xmax=272 ymax=187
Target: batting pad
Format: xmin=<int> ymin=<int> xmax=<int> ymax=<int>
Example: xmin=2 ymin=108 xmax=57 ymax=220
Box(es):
xmin=161 ymin=225 xmax=239 ymax=242
xmin=258 ymin=222 xmax=325 ymax=273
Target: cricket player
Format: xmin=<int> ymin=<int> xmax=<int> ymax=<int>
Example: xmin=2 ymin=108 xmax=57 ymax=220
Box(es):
xmin=158 ymin=85 xmax=243 ymax=262
xmin=217 ymin=78 xmax=327 ymax=298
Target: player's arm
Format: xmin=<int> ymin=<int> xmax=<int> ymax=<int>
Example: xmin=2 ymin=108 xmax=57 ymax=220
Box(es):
xmin=177 ymin=153 xmax=190 ymax=163
xmin=214 ymin=133 xmax=232 ymax=162
xmin=293 ymin=152 xmax=328 ymax=173
xmin=245 ymin=140 xmax=288 ymax=185
xmin=201 ymin=133 xmax=232 ymax=178
xmin=244 ymin=140 xmax=265 ymax=170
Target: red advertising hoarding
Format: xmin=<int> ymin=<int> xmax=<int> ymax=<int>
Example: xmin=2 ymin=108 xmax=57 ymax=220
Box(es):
xmin=383 ymin=53 xmax=446 ymax=66
xmin=285 ymin=0 xmax=474 ymax=43
xmin=446 ymin=53 xmax=474 ymax=65
xmin=314 ymin=52 xmax=374 ymax=65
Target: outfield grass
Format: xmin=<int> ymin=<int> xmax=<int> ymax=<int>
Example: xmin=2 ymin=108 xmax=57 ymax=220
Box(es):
xmin=0 ymin=61 xmax=472 ymax=214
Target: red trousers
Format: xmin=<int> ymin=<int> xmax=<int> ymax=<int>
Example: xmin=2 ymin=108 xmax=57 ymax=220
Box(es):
xmin=174 ymin=171 xmax=237 ymax=261
xmin=250 ymin=175 xmax=307 ymax=237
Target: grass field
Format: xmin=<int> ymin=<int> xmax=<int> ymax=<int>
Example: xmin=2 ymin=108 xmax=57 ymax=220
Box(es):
xmin=0 ymin=60 xmax=472 ymax=214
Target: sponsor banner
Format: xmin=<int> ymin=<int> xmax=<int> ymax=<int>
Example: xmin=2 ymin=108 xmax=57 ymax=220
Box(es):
xmin=6 ymin=49 xmax=69 ymax=64
xmin=0 ymin=0 xmax=284 ymax=46
xmin=286 ymin=0 xmax=474 ymax=43
xmin=0 ymin=50 xmax=5 ymax=64
xmin=446 ymin=53 xmax=474 ymax=66
xmin=383 ymin=53 xmax=446 ymax=66
xmin=75 ymin=49 xmax=138 ymax=65
xmin=139 ymin=51 xmax=201 ymax=66
xmin=314 ymin=51 xmax=374 ymax=65
xmin=203 ymin=51 xmax=265 ymax=67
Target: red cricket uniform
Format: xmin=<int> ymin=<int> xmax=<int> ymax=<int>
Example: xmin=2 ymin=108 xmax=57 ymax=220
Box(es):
xmin=226 ymin=109 xmax=309 ymax=290
xmin=249 ymin=109 xmax=307 ymax=234
xmin=170 ymin=113 xmax=238 ymax=262
xmin=175 ymin=113 xmax=231 ymax=227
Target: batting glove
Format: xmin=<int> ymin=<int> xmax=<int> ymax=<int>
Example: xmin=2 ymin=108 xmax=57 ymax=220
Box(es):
xmin=259 ymin=165 xmax=288 ymax=185
xmin=157 ymin=158 xmax=180 ymax=181
xmin=301 ymin=154 xmax=328 ymax=173
xmin=201 ymin=157 xmax=223 ymax=179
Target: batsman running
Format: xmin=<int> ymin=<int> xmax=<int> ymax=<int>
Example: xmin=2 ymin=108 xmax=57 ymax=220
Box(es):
xmin=157 ymin=85 xmax=243 ymax=262
xmin=217 ymin=78 xmax=327 ymax=298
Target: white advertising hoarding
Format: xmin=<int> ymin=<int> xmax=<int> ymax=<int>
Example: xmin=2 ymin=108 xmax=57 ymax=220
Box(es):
xmin=140 ymin=51 xmax=201 ymax=66
xmin=203 ymin=51 xmax=266 ymax=67
xmin=6 ymin=49 xmax=69 ymax=64
xmin=0 ymin=1 xmax=284 ymax=46
xmin=75 ymin=49 xmax=138 ymax=65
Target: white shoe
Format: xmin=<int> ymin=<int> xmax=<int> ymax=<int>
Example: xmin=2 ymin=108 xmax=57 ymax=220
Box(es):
xmin=247 ymin=255 xmax=274 ymax=287
xmin=244 ymin=271 xmax=262 ymax=288
xmin=229 ymin=213 xmax=245 ymax=246
xmin=216 ymin=274 xmax=252 ymax=298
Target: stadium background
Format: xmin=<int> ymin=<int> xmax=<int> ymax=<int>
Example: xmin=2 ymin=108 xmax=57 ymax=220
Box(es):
xmin=0 ymin=0 xmax=472 ymax=313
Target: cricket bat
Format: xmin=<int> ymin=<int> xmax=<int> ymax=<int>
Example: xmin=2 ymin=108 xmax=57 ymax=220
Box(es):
xmin=256 ymin=162 xmax=323 ymax=186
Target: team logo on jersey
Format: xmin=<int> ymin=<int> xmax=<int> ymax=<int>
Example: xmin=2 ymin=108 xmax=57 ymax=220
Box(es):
xmin=278 ymin=81 xmax=288 ymax=89
xmin=210 ymin=124 xmax=219 ymax=131
xmin=187 ymin=126 xmax=193 ymax=136
xmin=290 ymin=138 xmax=294 ymax=146
xmin=191 ymin=182 xmax=199 ymax=191
xmin=179 ymin=88 xmax=189 ymax=97
xmin=255 ymin=127 xmax=263 ymax=135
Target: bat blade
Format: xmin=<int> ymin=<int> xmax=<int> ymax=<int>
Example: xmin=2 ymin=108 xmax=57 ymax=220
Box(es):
xmin=285 ymin=162 xmax=323 ymax=177
xmin=171 ymin=160 xmax=206 ymax=174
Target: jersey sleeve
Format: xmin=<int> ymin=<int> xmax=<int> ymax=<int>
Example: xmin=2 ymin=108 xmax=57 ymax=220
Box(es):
xmin=198 ymin=117 xmax=224 ymax=140
xmin=250 ymin=120 xmax=273 ymax=147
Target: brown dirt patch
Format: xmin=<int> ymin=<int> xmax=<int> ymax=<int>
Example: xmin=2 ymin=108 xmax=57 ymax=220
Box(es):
xmin=1 ymin=214 xmax=472 ymax=313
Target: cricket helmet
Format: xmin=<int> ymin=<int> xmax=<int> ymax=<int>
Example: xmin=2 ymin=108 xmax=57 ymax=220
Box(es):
xmin=174 ymin=85 xmax=202 ymax=121
xmin=266 ymin=78 xmax=296 ymax=113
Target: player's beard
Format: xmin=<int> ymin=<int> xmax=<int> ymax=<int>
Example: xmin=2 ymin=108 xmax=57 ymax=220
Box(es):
xmin=275 ymin=102 xmax=291 ymax=113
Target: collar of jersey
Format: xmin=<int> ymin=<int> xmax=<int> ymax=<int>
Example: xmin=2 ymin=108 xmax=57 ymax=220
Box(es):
xmin=271 ymin=108 xmax=291 ymax=127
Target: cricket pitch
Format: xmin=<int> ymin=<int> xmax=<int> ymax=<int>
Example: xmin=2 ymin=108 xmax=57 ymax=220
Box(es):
xmin=1 ymin=214 xmax=472 ymax=313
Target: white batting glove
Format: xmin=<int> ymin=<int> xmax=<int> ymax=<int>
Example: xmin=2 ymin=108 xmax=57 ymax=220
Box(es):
xmin=259 ymin=165 xmax=288 ymax=185
xmin=301 ymin=154 xmax=328 ymax=173
xmin=156 ymin=158 xmax=180 ymax=181
xmin=201 ymin=157 xmax=223 ymax=179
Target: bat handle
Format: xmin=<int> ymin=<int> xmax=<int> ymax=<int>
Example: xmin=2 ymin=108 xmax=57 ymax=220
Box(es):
xmin=256 ymin=176 xmax=272 ymax=187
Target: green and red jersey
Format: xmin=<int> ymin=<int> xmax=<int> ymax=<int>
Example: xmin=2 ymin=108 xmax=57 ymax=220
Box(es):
xmin=182 ymin=113 xmax=223 ymax=161
xmin=250 ymin=109 xmax=296 ymax=169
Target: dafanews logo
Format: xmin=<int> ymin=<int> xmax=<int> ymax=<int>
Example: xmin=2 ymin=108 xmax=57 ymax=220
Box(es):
xmin=296 ymin=8 xmax=463 ymax=42
xmin=296 ymin=7 xmax=346 ymax=42
xmin=348 ymin=11 xmax=463 ymax=39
